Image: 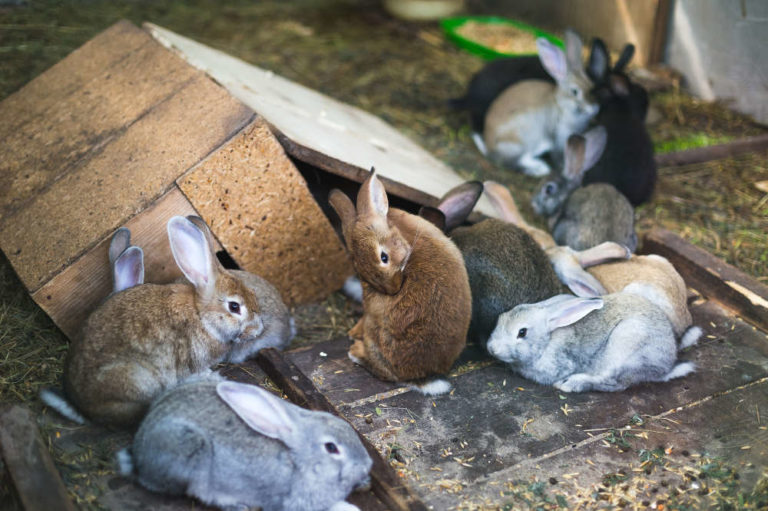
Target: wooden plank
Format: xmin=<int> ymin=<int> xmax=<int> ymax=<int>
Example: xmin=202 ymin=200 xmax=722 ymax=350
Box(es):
xmin=254 ymin=348 xmax=429 ymax=511
xmin=0 ymin=73 xmax=253 ymax=293
xmin=0 ymin=28 xmax=199 ymax=218
xmin=0 ymin=405 xmax=76 ymax=511
xmin=641 ymin=228 xmax=768 ymax=331
xmin=654 ymin=134 xmax=768 ymax=167
xmin=648 ymin=0 xmax=672 ymax=65
xmin=179 ymin=118 xmax=352 ymax=306
xmin=31 ymin=186 xmax=215 ymax=340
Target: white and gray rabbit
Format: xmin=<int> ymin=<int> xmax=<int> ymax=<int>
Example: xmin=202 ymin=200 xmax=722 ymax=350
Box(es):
xmin=532 ymin=126 xmax=637 ymax=252
xmin=480 ymin=30 xmax=599 ymax=176
xmin=487 ymin=293 xmax=698 ymax=392
xmin=119 ymin=375 xmax=372 ymax=511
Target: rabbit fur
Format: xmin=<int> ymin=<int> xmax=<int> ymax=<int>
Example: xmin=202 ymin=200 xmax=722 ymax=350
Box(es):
xmin=481 ymin=30 xmax=599 ymax=176
xmin=121 ymin=374 xmax=372 ymax=511
xmin=487 ymin=293 xmax=697 ymax=392
xmin=44 ymin=216 xmax=294 ymax=428
xmin=532 ymin=126 xmax=638 ymax=252
xmin=328 ymin=170 xmax=471 ymax=394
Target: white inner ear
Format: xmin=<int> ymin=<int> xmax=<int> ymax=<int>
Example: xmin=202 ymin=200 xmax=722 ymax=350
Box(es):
xmin=368 ymin=176 xmax=389 ymax=217
xmin=537 ymin=39 xmax=567 ymax=82
xmin=216 ymin=381 xmax=296 ymax=441
xmin=548 ymin=298 xmax=604 ymax=330
xmin=113 ymin=246 xmax=144 ymax=293
xmin=168 ymin=217 xmax=213 ymax=290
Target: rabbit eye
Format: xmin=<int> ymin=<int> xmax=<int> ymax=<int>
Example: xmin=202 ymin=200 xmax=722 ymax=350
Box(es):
xmin=380 ymin=251 xmax=389 ymax=264
xmin=544 ymin=183 xmax=556 ymax=195
xmin=228 ymin=301 xmax=241 ymax=314
xmin=324 ymin=442 xmax=339 ymax=454
xmin=570 ymin=86 xmax=579 ymax=97
xmin=517 ymin=328 xmax=527 ymax=338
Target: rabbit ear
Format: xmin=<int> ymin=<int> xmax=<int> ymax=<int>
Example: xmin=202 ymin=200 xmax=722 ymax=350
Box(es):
xmin=546 ymin=247 xmax=606 ymax=297
xmin=580 ymin=126 xmax=607 ymax=173
xmin=563 ymin=134 xmax=587 ymax=181
xmin=537 ymin=38 xmax=568 ymax=82
xmin=329 ymin=189 xmax=357 ymax=244
xmin=357 ymin=169 xmax=388 ymax=220
xmin=435 ymin=181 xmax=483 ymax=231
xmin=167 ymin=216 xmax=219 ymax=295
xmin=614 ymin=44 xmax=635 ymax=72
xmin=546 ymin=296 xmax=603 ymax=330
xmin=108 ymin=227 xmax=131 ymax=266
xmin=113 ymin=246 xmax=144 ymax=293
xmin=483 ymin=181 xmax=526 ymax=226
xmin=418 ymin=206 xmax=446 ymax=232
xmin=587 ymin=38 xmax=610 ymax=82
xmin=564 ymin=29 xmax=584 ymax=71
xmin=216 ymin=381 xmax=297 ymax=442
xmin=573 ymin=242 xmax=631 ymax=268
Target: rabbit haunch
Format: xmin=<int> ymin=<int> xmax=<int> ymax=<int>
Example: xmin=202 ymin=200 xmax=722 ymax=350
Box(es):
xmin=329 ymin=171 xmax=471 ymax=393
xmin=44 ymin=216 xmax=293 ymax=428
xmin=122 ymin=376 xmax=372 ymax=511
xmin=487 ymin=293 xmax=697 ymax=393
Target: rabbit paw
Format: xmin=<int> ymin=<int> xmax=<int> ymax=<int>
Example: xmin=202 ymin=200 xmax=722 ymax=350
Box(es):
xmin=554 ymin=373 xmax=595 ymax=393
xmin=518 ymin=153 xmax=551 ymax=177
xmin=329 ymin=502 xmax=360 ymax=511
xmin=348 ymin=340 xmax=366 ymax=366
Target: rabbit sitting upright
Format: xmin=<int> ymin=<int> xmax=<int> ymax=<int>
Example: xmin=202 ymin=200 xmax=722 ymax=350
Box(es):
xmin=487 ymin=293 xmax=698 ymax=392
xmin=532 ymin=126 xmax=638 ymax=252
xmin=328 ymin=170 xmax=471 ymax=395
xmin=120 ymin=375 xmax=372 ymax=511
xmin=42 ymin=216 xmax=294 ymax=428
xmin=481 ymin=30 xmax=599 ymax=176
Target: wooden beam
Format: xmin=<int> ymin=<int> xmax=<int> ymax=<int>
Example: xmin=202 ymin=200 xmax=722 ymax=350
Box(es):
xmin=648 ymin=0 xmax=672 ymax=65
xmin=0 ymin=405 xmax=76 ymax=511
xmin=255 ymin=348 xmax=428 ymax=511
xmin=641 ymin=228 xmax=768 ymax=331
xmin=654 ymin=134 xmax=768 ymax=167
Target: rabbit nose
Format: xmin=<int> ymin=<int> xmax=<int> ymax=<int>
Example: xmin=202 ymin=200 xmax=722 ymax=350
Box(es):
xmin=354 ymin=475 xmax=371 ymax=491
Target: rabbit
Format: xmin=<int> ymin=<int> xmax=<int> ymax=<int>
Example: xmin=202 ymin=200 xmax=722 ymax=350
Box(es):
xmin=481 ymin=30 xmax=599 ymax=176
xmin=532 ymin=126 xmax=638 ymax=252
xmin=484 ymin=181 xmax=700 ymax=342
xmin=108 ymin=227 xmax=144 ymax=294
xmin=119 ymin=375 xmax=372 ymax=511
xmin=328 ymin=170 xmax=471 ymax=395
xmin=487 ymin=292 xmax=698 ymax=393
xmin=41 ymin=216 xmax=295 ymax=428
xmin=582 ymin=39 xmax=656 ymax=206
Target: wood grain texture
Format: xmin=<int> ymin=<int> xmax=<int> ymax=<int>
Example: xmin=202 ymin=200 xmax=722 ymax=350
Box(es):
xmin=0 ymin=405 xmax=76 ymax=511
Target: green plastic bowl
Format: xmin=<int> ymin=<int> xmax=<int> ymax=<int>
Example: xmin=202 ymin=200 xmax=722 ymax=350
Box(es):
xmin=441 ymin=16 xmax=563 ymax=60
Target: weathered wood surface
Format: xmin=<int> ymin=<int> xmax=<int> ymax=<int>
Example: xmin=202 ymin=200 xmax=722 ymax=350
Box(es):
xmin=654 ymin=133 xmax=768 ymax=167
xmin=0 ymin=405 xmax=76 ymax=511
xmin=642 ymin=228 xmax=768 ymax=331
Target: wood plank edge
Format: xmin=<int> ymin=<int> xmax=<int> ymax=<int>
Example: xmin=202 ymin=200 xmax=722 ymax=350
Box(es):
xmin=255 ymin=348 xmax=429 ymax=511
xmin=654 ymin=133 xmax=768 ymax=167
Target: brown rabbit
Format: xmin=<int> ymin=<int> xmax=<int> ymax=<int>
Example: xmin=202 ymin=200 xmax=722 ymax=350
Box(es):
xmin=328 ymin=171 xmax=471 ymax=395
xmin=43 ymin=216 xmax=292 ymax=428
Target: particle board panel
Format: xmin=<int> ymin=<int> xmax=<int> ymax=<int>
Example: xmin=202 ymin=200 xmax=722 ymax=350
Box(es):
xmin=31 ymin=186 xmax=216 ymax=340
xmin=0 ymin=32 xmax=200 ymax=218
xmin=145 ymin=23 xmax=500 ymax=219
xmin=0 ymin=74 xmax=253 ymax=293
xmin=0 ymin=21 xmax=149 ymax=144
xmin=178 ymin=117 xmax=353 ymax=306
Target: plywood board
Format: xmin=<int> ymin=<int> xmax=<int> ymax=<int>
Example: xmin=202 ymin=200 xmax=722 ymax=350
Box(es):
xmin=0 ymin=74 xmax=252 ymax=293
xmin=145 ymin=23 xmax=499 ymax=219
xmin=31 ymin=186 xmax=213 ymax=340
xmin=178 ymin=118 xmax=352 ymax=305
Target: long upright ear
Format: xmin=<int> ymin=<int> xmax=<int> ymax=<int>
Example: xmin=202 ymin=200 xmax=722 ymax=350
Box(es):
xmin=167 ymin=216 xmax=218 ymax=295
xmin=185 ymin=215 xmax=226 ymax=272
xmin=537 ymin=38 xmax=568 ymax=82
xmin=483 ymin=181 xmax=526 ymax=226
xmin=216 ymin=381 xmax=297 ymax=443
xmin=573 ymin=242 xmax=631 ymax=268
xmin=613 ymin=43 xmax=635 ymax=72
xmin=108 ymin=227 xmax=131 ymax=266
xmin=564 ymin=29 xmax=584 ymax=71
xmin=563 ymin=134 xmax=587 ymax=181
xmin=113 ymin=246 xmax=144 ymax=293
xmin=357 ymin=169 xmax=388 ymax=220
xmin=329 ymin=189 xmax=357 ymax=243
xmin=546 ymin=296 xmax=603 ymax=330
xmin=418 ymin=206 xmax=446 ymax=232
xmin=587 ymin=38 xmax=610 ymax=83
xmin=581 ymin=126 xmax=608 ymax=173
xmin=435 ymin=181 xmax=483 ymax=231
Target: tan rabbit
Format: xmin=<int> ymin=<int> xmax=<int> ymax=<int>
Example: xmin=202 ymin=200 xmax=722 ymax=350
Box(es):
xmin=328 ymin=171 xmax=471 ymax=395
xmin=483 ymin=181 xmax=700 ymax=343
xmin=43 ymin=216 xmax=293 ymax=428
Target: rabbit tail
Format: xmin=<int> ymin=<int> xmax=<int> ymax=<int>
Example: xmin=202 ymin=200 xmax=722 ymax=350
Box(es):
xmin=117 ymin=448 xmax=134 ymax=476
xmin=679 ymin=326 xmax=702 ymax=349
xmin=39 ymin=388 xmax=87 ymax=425
xmin=472 ymin=132 xmax=488 ymax=156
xmin=662 ymin=361 xmax=696 ymax=382
xmin=342 ymin=276 xmax=363 ymax=303
xmin=408 ymin=378 xmax=452 ymax=396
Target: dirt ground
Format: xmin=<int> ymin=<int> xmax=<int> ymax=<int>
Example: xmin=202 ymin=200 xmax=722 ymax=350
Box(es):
xmin=1 ymin=0 xmax=767 ymax=509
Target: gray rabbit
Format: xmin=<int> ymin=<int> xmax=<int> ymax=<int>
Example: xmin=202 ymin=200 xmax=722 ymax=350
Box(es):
xmin=119 ymin=375 xmax=372 ymax=511
xmin=532 ymin=126 xmax=638 ymax=252
xmin=487 ymin=293 xmax=698 ymax=392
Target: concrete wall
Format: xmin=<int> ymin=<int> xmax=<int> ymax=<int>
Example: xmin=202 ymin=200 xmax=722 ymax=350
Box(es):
xmin=665 ymin=0 xmax=768 ymax=123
